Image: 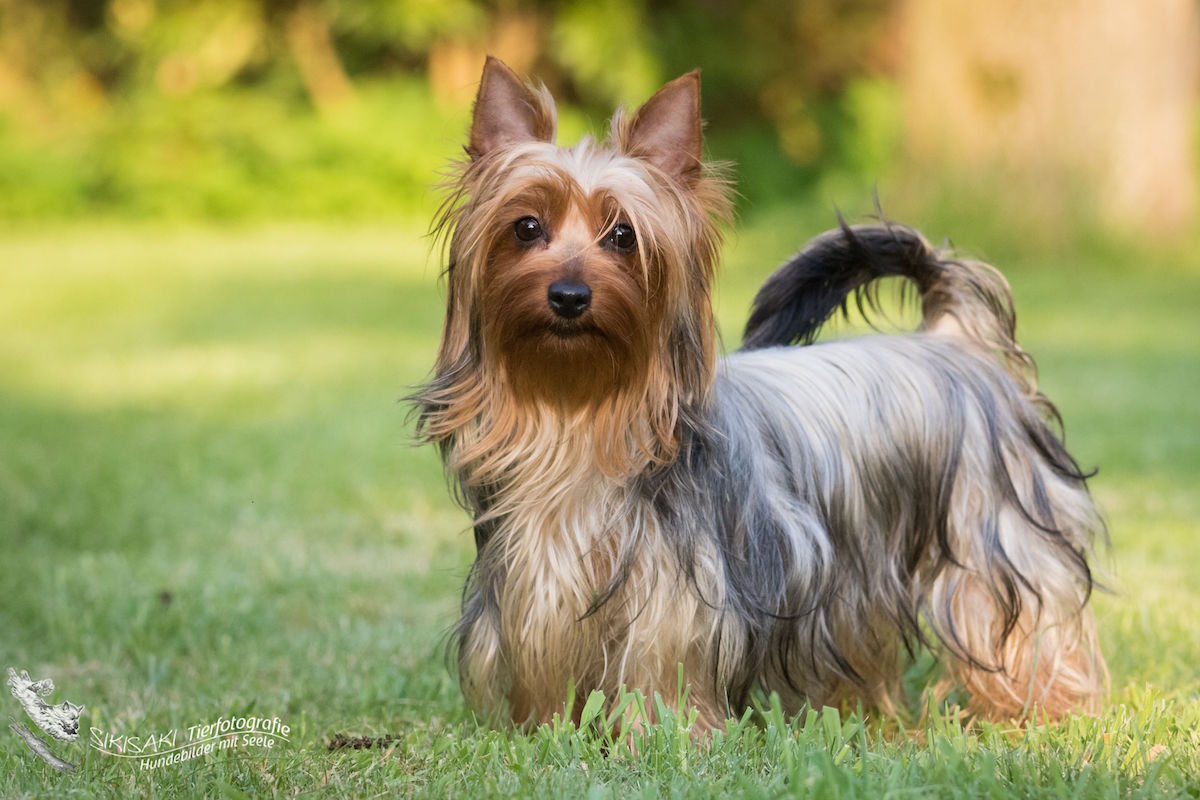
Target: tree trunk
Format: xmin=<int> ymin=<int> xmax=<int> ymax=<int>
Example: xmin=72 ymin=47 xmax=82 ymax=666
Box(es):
xmin=285 ymin=3 xmax=354 ymax=115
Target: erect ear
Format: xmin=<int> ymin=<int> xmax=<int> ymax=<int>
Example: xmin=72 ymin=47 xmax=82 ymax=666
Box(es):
xmin=468 ymin=56 xmax=555 ymax=160
xmin=623 ymin=71 xmax=703 ymax=183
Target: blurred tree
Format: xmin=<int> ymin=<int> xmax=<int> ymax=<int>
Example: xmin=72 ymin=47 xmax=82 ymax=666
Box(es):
xmin=0 ymin=0 xmax=918 ymax=217
xmin=900 ymin=0 xmax=1199 ymax=233
xmin=8 ymin=0 xmax=1189 ymax=227
xmin=0 ymin=0 xmax=896 ymax=155
xmin=281 ymin=2 xmax=355 ymax=113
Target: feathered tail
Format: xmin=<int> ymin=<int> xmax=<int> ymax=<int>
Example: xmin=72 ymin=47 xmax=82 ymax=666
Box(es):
xmin=740 ymin=219 xmax=1058 ymax=424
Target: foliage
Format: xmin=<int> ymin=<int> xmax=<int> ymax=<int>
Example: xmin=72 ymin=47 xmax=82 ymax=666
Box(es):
xmin=0 ymin=80 xmax=465 ymax=221
xmin=0 ymin=0 xmax=906 ymax=220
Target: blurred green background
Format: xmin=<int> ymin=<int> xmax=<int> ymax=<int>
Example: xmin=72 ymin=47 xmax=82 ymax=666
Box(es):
xmin=2 ymin=0 xmax=1193 ymax=230
xmin=0 ymin=0 xmax=906 ymax=221
xmin=2 ymin=1 xmax=1199 ymax=795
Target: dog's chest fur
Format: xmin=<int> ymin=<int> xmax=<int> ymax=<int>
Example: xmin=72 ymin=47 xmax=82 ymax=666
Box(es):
xmin=478 ymin=414 xmax=703 ymax=710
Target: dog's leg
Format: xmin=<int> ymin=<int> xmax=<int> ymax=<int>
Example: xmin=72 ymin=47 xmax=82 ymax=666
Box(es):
xmin=929 ymin=483 xmax=1108 ymax=719
xmin=934 ymin=575 xmax=1106 ymax=719
xmin=457 ymin=607 xmax=514 ymax=727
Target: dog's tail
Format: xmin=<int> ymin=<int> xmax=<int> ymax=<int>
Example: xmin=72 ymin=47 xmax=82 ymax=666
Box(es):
xmin=740 ymin=219 xmax=1056 ymax=421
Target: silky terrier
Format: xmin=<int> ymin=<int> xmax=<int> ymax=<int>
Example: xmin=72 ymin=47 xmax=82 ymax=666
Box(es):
xmin=413 ymin=57 xmax=1107 ymax=731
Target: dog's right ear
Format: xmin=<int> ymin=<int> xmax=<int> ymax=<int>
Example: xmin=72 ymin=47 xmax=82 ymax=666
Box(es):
xmin=468 ymin=56 xmax=556 ymax=160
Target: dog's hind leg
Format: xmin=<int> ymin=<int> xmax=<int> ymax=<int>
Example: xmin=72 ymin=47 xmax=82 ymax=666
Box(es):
xmin=926 ymin=459 xmax=1109 ymax=720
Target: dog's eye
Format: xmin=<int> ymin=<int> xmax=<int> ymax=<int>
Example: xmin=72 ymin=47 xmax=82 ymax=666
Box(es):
xmin=513 ymin=216 xmax=543 ymax=243
xmin=605 ymin=223 xmax=636 ymax=253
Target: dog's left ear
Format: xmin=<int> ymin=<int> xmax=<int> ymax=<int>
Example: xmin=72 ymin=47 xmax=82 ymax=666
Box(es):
xmin=623 ymin=71 xmax=703 ymax=184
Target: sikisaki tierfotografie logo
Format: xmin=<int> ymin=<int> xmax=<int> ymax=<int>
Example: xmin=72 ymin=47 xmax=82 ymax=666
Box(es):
xmin=88 ymin=713 xmax=292 ymax=771
xmin=7 ymin=665 xmax=290 ymax=774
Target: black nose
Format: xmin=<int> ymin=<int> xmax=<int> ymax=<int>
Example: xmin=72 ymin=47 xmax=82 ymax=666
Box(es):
xmin=547 ymin=280 xmax=591 ymax=319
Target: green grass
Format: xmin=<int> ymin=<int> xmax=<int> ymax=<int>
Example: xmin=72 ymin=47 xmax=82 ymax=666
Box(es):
xmin=1 ymin=210 xmax=1198 ymax=797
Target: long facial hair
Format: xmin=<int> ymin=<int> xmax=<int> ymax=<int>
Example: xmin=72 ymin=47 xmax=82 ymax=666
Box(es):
xmin=414 ymin=59 xmax=733 ymax=502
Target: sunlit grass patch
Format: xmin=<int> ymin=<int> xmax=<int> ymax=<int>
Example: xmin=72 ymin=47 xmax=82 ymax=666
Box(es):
xmin=1 ymin=216 xmax=1197 ymax=796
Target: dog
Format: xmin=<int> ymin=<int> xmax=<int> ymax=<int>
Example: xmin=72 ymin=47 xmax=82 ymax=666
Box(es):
xmin=413 ymin=57 xmax=1108 ymax=731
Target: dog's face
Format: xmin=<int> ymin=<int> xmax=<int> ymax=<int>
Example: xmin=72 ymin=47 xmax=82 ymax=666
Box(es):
xmin=437 ymin=58 xmax=729 ymax=412
xmin=472 ymin=145 xmax=656 ymax=406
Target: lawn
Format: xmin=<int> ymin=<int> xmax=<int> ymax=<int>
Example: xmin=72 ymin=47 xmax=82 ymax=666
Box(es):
xmin=1 ymin=210 xmax=1198 ymax=797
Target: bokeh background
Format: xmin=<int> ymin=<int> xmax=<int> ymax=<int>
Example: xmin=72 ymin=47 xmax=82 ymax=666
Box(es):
xmin=2 ymin=1 xmax=1199 ymax=794
xmin=2 ymin=0 xmax=1197 ymax=230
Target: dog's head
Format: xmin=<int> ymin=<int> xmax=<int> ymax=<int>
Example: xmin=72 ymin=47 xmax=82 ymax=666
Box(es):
xmin=432 ymin=58 xmax=731 ymax=424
